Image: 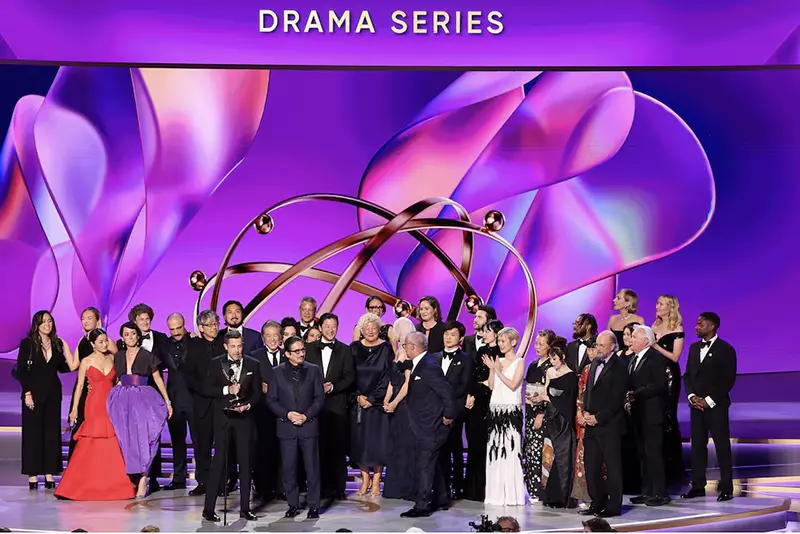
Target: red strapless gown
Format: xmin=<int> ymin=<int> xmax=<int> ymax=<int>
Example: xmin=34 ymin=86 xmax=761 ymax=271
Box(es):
xmin=55 ymin=367 xmax=135 ymax=501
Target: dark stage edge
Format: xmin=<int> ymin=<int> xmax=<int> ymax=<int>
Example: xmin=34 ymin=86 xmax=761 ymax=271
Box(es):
xmin=0 ymin=485 xmax=789 ymax=533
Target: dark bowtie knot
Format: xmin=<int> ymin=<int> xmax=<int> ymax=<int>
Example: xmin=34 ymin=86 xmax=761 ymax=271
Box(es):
xmin=443 ymin=351 xmax=457 ymax=360
xmin=321 ymin=341 xmax=334 ymax=348
xmin=701 ymin=341 xmax=712 ymax=349
xmin=229 ymin=359 xmax=241 ymax=367
xmin=142 ymin=332 xmax=152 ymax=341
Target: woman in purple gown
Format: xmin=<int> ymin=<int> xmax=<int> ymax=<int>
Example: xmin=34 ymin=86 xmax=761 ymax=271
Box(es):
xmin=107 ymin=322 xmax=172 ymax=497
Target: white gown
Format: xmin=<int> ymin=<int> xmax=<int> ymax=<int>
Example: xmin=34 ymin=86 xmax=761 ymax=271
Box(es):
xmin=484 ymin=357 xmax=526 ymax=506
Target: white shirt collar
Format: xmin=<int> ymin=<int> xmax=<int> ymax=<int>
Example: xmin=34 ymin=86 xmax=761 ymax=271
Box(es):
xmin=703 ymin=335 xmax=718 ymax=347
xmin=635 ymin=347 xmax=649 ymax=358
xmin=412 ymin=351 xmax=427 ymax=368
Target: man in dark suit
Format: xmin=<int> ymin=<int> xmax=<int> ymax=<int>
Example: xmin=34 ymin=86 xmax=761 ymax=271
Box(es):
xmin=682 ymin=312 xmax=737 ymax=502
xmin=580 ymin=330 xmax=627 ymax=518
xmin=304 ymin=312 xmax=354 ymax=500
xmin=128 ymin=303 xmax=169 ymax=493
xmin=218 ymin=300 xmax=264 ymax=355
xmin=182 ymin=309 xmax=225 ymax=496
xmin=431 ymin=320 xmax=473 ymax=500
xmin=567 ymin=313 xmax=598 ymax=373
xmin=461 ymin=305 xmax=496 ymax=361
xmin=400 ymin=332 xmax=456 ymax=518
xmin=201 ymin=330 xmax=262 ymax=522
xmin=626 ymin=325 xmax=670 ymax=507
xmin=297 ymin=297 xmax=320 ymax=338
xmin=249 ymin=319 xmax=284 ymax=500
xmin=162 ymin=312 xmax=194 ymax=491
xmin=267 ymin=336 xmax=325 ymax=519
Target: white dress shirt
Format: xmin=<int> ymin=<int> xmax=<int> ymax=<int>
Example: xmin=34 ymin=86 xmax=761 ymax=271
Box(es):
xmin=227 ymin=325 xmax=243 ymax=335
xmin=688 ymin=335 xmax=718 ymax=408
xmin=442 ymin=349 xmax=458 ymax=375
xmin=475 ymin=335 xmax=485 ymax=352
xmin=266 ymin=349 xmax=280 ymax=367
xmin=141 ymin=331 xmax=154 ymax=353
xmin=578 ymin=342 xmax=588 ymax=368
xmin=411 ymin=351 xmax=427 ymax=373
xmin=631 ymin=347 xmax=648 ymax=372
xmin=321 ymin=342 xmax=332 ymax=379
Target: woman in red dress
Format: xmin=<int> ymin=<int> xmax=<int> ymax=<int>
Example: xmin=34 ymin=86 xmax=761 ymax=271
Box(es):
xmin=55 ymin=329 xmax=135 ymax=501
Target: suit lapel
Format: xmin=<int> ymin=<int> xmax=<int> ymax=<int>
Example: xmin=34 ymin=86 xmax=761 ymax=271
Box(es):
xmin=596 ymin=355 xmax=614 ymax=383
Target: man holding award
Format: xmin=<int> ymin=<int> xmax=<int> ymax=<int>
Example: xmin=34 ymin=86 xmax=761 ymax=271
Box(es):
xmin=201 ymin=330 xmax=262 ymax=522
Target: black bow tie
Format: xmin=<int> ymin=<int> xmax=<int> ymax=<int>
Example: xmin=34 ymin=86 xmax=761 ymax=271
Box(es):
xmin=701 ymin=341 xmax=712 ymax=349
xmin=228 ymin=359 xmax=241 ymax=367
xmin=321 ymin=341 xmax=334 ymax=348
xmin=579 ymin=339 xmax=591 ymax=346
xmin=142 ymin=332 xmax=152 ymax=341
xmin=443 ymin=351 xmax=457 ymax=360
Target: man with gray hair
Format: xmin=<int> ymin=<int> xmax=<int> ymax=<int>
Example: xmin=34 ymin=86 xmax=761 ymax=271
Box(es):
xmin=626 ymin=325 xmax=670 ymax=507
xmin=400 ymin=332 xmax=456 ymax=518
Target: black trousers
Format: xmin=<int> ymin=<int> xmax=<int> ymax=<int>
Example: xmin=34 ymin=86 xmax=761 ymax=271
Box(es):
xmin=633 ymin=420 xmax=666 ymax=498
xmin=21 ymin=391 xmax=62 ymax=476
xmin=414 ymin=431 xmax=448 ymax=511
xmin=192 ymin=405 xmax=215 ymax=486
xmin=584 ymin=431 xmax=623 ymax=515
xmin=690 ymin=404 xmax=733 ymax=494
xmin=319 ymin=411 xmax=348 ymax=496
xmin=279 ymin=436 xmax=321 ymax=509
xmin=167 ymin=404 xmax=194 ymax=484
xmin=204 ymin=415 xmax=253 ymax=513
xmin=253 ymin=404 xmax=281 ymax=496
xmin=438 ymin=417 xmax=465 ymax=495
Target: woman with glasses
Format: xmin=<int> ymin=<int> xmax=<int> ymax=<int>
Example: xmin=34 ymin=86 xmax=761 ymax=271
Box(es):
xmin=353 ymin=296 xmax=394 ymax=344
xmin=349 ymin=313 xmax=392 ymax=497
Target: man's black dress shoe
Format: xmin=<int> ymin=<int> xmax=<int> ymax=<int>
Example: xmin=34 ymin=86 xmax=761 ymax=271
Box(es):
xmin=163 ymin=482 xmax=187 ymax=491
xmin=629 ymin=495 xmax=647 ymax=504
xmin=240 ymin=511 xmax=257 ymax=521
xmin=646 ymin=496 xmax=671 ymax=506
xmin=400 ymin=507 xmax=431 ymax=518
xmin=201 ymin=510 xmax=220 ymax=522
xmin=597 ymin=510 xmax=620 ymax=518
xmin=334 ymin=491 xmax=348 ymax=500
xmin=189 ymin=484 xmax=206 ymax=496
xmin=681 ymin=488 xmax=706 ymax=499
xmin=307 ymin=508 xmax=320 ymax=519
xmin=285 ymin=506 xmax=301 ymax=518
xmin=578 ymin=508 xmax=600 ymax=516
xmin=717 ymin=493 xmax=734 ymax=502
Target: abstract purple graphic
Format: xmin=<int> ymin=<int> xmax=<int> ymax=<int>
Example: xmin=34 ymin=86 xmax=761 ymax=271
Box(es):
xmin=0 ymin=67 xmax=269 ymax=351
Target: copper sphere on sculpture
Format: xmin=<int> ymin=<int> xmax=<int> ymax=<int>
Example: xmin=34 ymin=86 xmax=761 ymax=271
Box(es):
xmin=394 ymin=300 xmax=413 ymax=318
xmin=189 ymin=270 xmax=207 ymax=291
xmin=254 ymin=213 xmax=274 ymax=235
xmin=483 ymin=210 xmax=505 ymax=232
xmin=464 ymin=294 xmax=483 ymax=314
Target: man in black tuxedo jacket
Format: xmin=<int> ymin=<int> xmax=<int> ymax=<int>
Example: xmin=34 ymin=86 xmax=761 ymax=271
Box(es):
xmin=297 ymin=297 xmax=320 ymax=338
xmin=304 ymin=312 xmax=354 ymax=500
xmin=128 ymin=303 xmax=169 ymax=493
xmin=201 ymin=330 xmax=262 ymax=522
xmin=162 ymin=313 xmax=194 ymax=491
xmin=267 ymin=336 xmax=325 ymax=519
xmin=626 ymin=325 xmax=670 ymax=507
xmin=580 ymin=331 xmax=627 ymax=518
xmin=461 ymin=305 xmax=496 ymax=361
xmin=567 ymin=313 xmax=598 ymax=373
xmin=433 ymin=320 xmax=474 ymax=500
xmin=249 ymin=320 xmax=284 ymax=499
xmin=182 ymin=309 xmax=225 ymax=496
xmin=218 ymin=300 xmax=264 ymax=355
xmin=682 ymin=312 xmax=737 ymax=502
xmin=400 ymin=332 xmax=456 ymax=518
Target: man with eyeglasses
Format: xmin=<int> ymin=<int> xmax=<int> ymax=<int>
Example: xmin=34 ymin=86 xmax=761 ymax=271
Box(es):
xmin=183 ymin=309 xmax=226 ymax=496
xmin=267 ymin=336 xmax=325 ymax=519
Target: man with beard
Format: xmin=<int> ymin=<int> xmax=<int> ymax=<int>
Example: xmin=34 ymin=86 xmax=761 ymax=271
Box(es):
xmin=567 ymin=314 xmax=598 ymax=373
xmin=462 ymin=305 xmax=496 ymax=361
xmin=162 ymin=313 xmax=195 ymax=491
xmin=218 ymin=300 xmax=263 ymax=355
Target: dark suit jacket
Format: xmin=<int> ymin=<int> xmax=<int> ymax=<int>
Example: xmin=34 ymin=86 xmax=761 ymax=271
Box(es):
xmin=162 ymin=335 xmax=193 ymax=412
xmin=583 ymin=355 xmax=628 ymax=437
xmin=202 ymin=355 xmax=262 ymax=424
xmin=406 ymin=353 xmax=456 ymax=445
xmin=627 ymin=347 xmax=668 ymax=424
xmin=430 ymin=349 xmax=474 ymax=418
xmin=305 ymin=339 xmax=355 ymax=415
xmin=566 ymin=337 xmax=595 ymax=373
xmin=298 ymin=320 xmax=319 ymax=339
xmin=250 ymin=347 xmax=284 ymax=393
xmin=217 ymin=326 xmax=264 ymax=355
xmin=462 ymin=334 xmax=479 ymax=360
xmin=684 ymin=337 xmax=737 ymax=407
xmin=183 ymin=336 xmax=226 ymax=417
xmin=16 ymin=337 xmax=70 ymax=399
xmin=266 ymin=361 xmax=325 ymax=439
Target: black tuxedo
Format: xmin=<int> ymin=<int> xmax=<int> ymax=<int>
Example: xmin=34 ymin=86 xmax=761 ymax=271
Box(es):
xmin=684 ymin=337 xmax=737 ymax=494
xmin=628 ymin=348 xmax=668 ymax=498
xmin=267 ymin=361 xmax=325 ymax=508
xmin=305 ymin=339 xmax=355 ymax=496
xmin=182 ymin=335 xmax=225 ymax=485
xmin=582 ymin=354 xmax=628 ymax=515
xmin=249 ymin=346 xmax=284 ymax=495
xmin=567 ymin=337 xmax=595 ymax=373
xmin=298 ymin=320 xmax=319 ymax=339
xmin=218 ymin=326 xmax=264 ymax=355
xmin=202 ymin=355 xmax=262 ymax=515
xmin=163 ymin=335 xmax=194 ymax=485
xmin=432 ymin=349 xmax=474 ymax=496
xmin=406 ymin=353 xmax=456 ymax=511
xmin=462 ymin=334 xmax=482 ymax=360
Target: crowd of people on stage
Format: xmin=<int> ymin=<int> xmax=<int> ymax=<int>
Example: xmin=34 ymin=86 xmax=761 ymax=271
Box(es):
xmin=15 ymin=289 xmax=738 ymax=522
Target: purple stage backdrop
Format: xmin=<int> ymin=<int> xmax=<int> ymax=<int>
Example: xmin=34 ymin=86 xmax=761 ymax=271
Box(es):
xmin=1 ymin=0 xmax=800 ymax=66
xmin=1 ymin=65 xmax=798 ymax=375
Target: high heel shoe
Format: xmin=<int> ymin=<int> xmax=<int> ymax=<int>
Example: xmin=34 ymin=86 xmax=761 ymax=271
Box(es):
xmin=45 ymin=480 xmax=56 ymax=490
xmin=29 ymin=481 xmax=38 ymax=490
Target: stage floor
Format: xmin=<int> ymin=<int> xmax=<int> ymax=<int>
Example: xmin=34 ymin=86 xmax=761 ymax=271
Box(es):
xmin=0 ymin=486 xmax=789 ymax=533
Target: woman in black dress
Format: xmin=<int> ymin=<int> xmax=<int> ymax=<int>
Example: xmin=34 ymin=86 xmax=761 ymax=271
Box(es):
xmin=522 ymin=329 xmax=555 ymax=501
xmin=463 ymin=319 xmax=503 ymax=501
xmin=651 ymin=294 xmax=686 ymax=487
xmin=18 ymin=311 xmax=78 ymax=490
xmin=415 ymin=296 xmax=445 ymax=354
xmin=350 ymin=313 xmax=392 ymax=497
xmin=382 ymin=317 xmax=416 ymax=500
xmin=540 ymin=343 xmax=577 ymax=508
xmin=608 ymin=289 xmax=645 ymax=349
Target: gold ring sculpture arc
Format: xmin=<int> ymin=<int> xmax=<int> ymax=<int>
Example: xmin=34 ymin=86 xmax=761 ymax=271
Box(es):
xmin=191 ymin=194 xmax=538 ymax=356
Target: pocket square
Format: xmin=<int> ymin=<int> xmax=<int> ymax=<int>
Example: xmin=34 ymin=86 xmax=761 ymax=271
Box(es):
xmin=414 ymin=376 xmax=422 ymax=381
xmin=246 ymin=371 xmax=253 ymax=375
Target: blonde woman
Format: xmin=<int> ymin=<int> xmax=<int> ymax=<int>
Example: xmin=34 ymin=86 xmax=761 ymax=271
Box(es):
xmin=608 ymin=289 xmax=645 ymax=349
xmin=651 ymin=294 xmax=686 ymax=486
